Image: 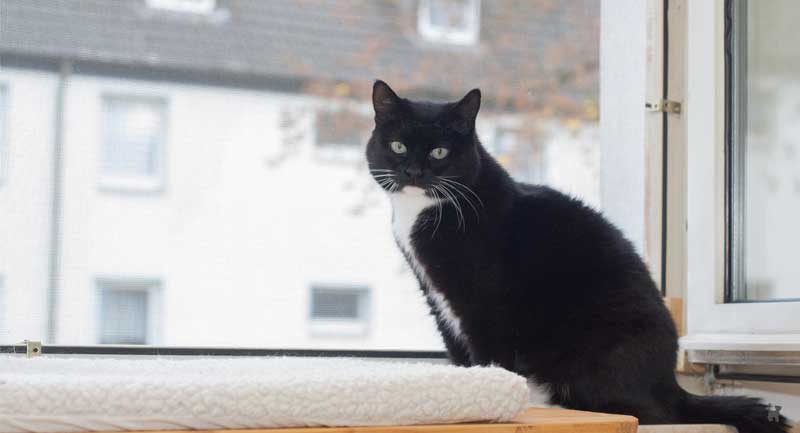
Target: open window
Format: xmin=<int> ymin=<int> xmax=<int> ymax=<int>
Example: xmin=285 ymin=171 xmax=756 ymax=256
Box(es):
xmin=668 ymin=0 xmax=800 ymax=357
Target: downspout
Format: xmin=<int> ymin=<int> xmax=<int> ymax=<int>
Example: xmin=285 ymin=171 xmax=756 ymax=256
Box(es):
xmin=46 ymin=59 xmax=71 ymax=343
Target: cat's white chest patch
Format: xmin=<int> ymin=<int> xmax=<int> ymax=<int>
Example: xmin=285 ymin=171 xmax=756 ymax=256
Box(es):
xmin=389 ymin=187 xmax=466 ymax=342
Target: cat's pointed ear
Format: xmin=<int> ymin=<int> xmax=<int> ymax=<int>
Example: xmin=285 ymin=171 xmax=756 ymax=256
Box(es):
xmin=372 ymin=80 xmax=400 ymax=123
xmin=449 ymin=88 xmax=481 ymax=133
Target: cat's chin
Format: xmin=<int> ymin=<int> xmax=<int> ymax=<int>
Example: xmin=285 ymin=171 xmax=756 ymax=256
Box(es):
xmin=397 ymin=186 xmax=428 ymax=196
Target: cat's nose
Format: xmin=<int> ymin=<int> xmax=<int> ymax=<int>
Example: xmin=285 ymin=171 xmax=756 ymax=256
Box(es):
xmin=403 ymin=165 xmax=423 ymax=179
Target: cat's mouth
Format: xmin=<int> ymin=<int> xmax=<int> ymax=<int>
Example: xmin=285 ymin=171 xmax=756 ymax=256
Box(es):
xmin=400 ymin=186 xmax=428 ymax=196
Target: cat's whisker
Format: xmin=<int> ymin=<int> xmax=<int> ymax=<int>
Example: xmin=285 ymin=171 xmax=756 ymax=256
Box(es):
xmin=377 ymin=178 xmax=393 ymax=190
xmin=438 ymin=177 xmax=485 ymax=209
xmin=433 ymin=183 xmax=465 ymax=231
xmin=428 ymin=188 xmax=443 ymax=238
xmin=448 ymin=185 xmax=479 ymax=223
xmin=437 ymin=177 xmax=482 ymax=223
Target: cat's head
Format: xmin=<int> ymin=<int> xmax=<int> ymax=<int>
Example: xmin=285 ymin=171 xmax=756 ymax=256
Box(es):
xmin=366 ymin=80 xmax=482 ymax=195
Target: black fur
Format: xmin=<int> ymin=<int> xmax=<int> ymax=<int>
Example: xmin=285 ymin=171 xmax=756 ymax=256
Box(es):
xmin=366 ymin=80 xmax=790 ymax=432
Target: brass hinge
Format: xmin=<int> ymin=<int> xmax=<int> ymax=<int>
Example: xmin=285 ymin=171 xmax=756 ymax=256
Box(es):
xmin=21 ymin=340 xmax=43 ymax=358
xmin=645 ymin=99 xmax=682 ymax=114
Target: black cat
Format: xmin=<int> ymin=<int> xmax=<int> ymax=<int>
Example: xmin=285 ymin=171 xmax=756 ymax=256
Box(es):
xmin=366 ymin=80 xmax=789 ymax=433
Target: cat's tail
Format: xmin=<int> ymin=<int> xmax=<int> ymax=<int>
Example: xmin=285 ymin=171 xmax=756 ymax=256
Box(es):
xmin=680 ymin=391 xmax=790 ymax=433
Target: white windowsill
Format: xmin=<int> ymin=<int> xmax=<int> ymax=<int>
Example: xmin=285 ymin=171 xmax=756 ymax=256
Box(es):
xmin=680 ymin=333 xmax=800 ymax=352
xmin=98 ymin=175 xmax=164 ymax=194
xmin=309 ymin=320 xmax=368 ymax=338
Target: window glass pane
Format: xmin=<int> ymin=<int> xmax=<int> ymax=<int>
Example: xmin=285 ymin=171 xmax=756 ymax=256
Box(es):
xmin=730 ymin=0 xmax=800 ymax=301
xmin=102 ymin=97 xmax=164 ymax=177
xmin=0 ymin=1 xmax=641 ymax=350
xmin=311 ymin=288 xmax=365 ymax=320
xmin=99 ymin=284 xmax=149 ymax=345
xmin=429 ymin=0 xmax=471 ymax=30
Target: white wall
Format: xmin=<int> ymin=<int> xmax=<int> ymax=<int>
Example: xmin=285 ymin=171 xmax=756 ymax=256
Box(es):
xmin=0 ymin=68 xmax=57 ymax=343
xmin=599 ymin=0 xmax=648 ymax=256
xmin=1 ymin=65 xmax=600 ymax=352
xmin=46 ymin=74 xmax=445 ymax=349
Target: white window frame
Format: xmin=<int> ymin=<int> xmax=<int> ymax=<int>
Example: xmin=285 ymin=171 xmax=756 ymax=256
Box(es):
xmin=678 ymin=0 xmax=800 ymax=349
xmin=308 ymin=285 xmax=371 ymax=338
xmin=98 ymin=94 xmax=167 ymax=193
xmin=599 ymin=0 xmax=666 ymax=286
xmin=0 ymin=275 xmax=6 ymax=340
xmin=95 ymin=278 xmax=163 ymax=345
xmin=417 ymin=0 xmax=481 ymax=46
xmin=146 ymin=0 xmax=215 ymax=14
xmin=0 ymin=85 xmax=8 ymax=187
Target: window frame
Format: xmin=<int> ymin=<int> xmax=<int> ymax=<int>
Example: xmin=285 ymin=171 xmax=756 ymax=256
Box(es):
xmin=308 ymin=285 xmax=371 ymax=338
xmin=417 ymin=0 xmax=481 ymax=46
xmin=98 ymin=94 xmax=168 ymax=194
xmin=0 ymin=85 xmax=8 ymax=187
xmin=146 ymin=0 xmax=216 ymax=15
xmin=679 ymin=0 xmax=800 ymax=347
xmin=723 ymin=0 xmax=800 ymax=304
xmin=95 ymin=277 xmax=163 ymax=346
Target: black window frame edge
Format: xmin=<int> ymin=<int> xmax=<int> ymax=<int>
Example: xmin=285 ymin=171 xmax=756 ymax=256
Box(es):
xmin=723 ymin=0 xmax=738 ymax=303
xmin=0 ymin=344 xmax=448 ymax=359
xmin=723 ymin=0 xmax=800 ymax=304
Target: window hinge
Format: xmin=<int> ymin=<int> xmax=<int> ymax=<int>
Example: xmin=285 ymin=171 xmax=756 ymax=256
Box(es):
xmin=645 ymin=99 xmax=682 ymax=114
xmin=21 ymin=340 xmax=43 ymax=358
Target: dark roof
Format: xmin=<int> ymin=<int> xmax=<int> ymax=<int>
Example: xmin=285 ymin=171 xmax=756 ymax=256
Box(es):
xmin=0 ymin=0 xmax=599 ymax=113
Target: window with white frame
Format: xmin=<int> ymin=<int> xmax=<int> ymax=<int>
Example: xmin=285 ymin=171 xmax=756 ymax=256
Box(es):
xmin=309 ymin=286 xmax=370 ymax=337
xmin=726 ymin=0 xmax=800 ymax=303
xmin=417 ymin=0 xmax=481 ymax=45
xmin=679 ymin=0 xmax=800 ymax=342
xmin=0 ymin=86 xmax=8 ymax=186
xmin=146 ymin=0 xmax=215 ymax=14
xmin=100 ymin=96 xmax=166 ymax=192
xmin=97 ymin=279 xmax=161 ymax=345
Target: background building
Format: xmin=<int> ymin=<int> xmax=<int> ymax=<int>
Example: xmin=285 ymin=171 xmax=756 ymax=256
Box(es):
xmin=0 ymin=0 xmax=599 ymax=349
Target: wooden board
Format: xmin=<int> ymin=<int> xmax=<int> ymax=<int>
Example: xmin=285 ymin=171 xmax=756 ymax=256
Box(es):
xmin=135 ymin=408 xmax=638 ymax=433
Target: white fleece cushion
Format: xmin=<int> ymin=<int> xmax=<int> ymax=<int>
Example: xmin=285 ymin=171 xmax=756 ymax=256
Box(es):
xmin=0 ymin=356 xmax=529 ymax=432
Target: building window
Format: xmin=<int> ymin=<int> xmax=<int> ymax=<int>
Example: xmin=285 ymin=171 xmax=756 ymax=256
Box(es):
xmin=314 ymin=108 xmax=370 ymax=161
xmin=309 ymin=286 xmax=370 ymax=337
xmin=97 ymin=279 xmax=161 ymax=345
xmin=418 ymin=0 xmax=481 ymax=45
xmin=726 ymin=0 xmax=800 ymax=302
xmin=146 ymin=0 xmax=215 ymax=14
xmin=0 ymin=86 xmax=8 ymax=186
xmin=100 ymin=95 xmax=167 ymax=192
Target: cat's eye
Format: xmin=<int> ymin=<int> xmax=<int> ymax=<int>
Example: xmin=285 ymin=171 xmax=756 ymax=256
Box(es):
xmin=390 ymin=141 xmax=407 ymax=154
xmin=430 ymin=147 xmax=450 ymax=160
